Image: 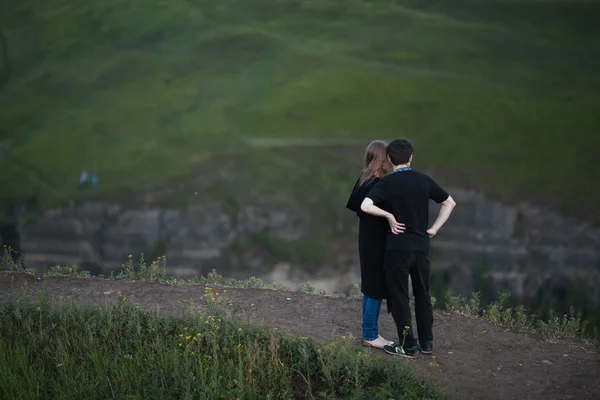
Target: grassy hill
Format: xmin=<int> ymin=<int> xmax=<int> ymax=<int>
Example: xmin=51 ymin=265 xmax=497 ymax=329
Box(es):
xmin=1 ymin=0 xmax=599 ymax=221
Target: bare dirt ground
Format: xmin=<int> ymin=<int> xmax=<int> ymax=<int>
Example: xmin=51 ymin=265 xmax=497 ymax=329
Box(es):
xmin=1 ymin=271 xmax=598 ymax=400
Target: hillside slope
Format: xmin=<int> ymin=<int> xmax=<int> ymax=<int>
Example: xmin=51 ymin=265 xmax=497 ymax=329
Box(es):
xmin=1 ymin=0 xmax=600 ymax=222
xmin=1 ymin=271 xmax=598 ymax=400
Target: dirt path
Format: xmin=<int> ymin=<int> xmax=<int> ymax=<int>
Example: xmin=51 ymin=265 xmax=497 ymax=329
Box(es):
xmin=1 ymin=272 xmax=598 ymax=400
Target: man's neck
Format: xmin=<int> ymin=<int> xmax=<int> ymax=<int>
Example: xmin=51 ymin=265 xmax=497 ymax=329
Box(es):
xmin=393 ymin=163 xmax=411 ymax=170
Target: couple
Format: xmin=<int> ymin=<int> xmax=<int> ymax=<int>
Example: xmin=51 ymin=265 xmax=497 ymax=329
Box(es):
xmin=346 ymin=139 xmax=456 ymax=358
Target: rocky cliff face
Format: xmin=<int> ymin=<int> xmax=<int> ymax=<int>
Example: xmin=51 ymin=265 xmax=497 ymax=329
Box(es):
xmin=7 ymin=187 xmax=600 ymax=300
xmin=430 ymin=189 xmax=600 ymax=302
xmin=16 ymin=202 xmax=304 ymax=276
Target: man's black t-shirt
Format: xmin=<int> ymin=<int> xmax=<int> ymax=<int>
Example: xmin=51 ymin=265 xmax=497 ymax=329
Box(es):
xmin=366 ymin=170 xmax=449 ymax=253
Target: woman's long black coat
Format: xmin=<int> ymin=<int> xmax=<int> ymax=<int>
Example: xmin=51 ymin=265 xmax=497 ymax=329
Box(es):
xmin=346 ymin=177 xmax=388 ymax=300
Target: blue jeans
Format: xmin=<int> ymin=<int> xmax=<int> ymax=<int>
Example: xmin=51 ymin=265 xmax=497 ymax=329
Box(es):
xmin=362 ymin=295 xmax=382 ymax=341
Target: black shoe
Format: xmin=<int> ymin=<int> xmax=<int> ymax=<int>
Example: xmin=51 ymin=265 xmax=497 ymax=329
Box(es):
xmin=418 ymin=340 xmax=433 ymax=354
xmin=383 ymin=344 xmax=418 ymax=358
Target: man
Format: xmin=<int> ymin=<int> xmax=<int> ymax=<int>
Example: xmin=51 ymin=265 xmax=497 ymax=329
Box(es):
xmin=360 ymin=139 xmax=456 ymax=357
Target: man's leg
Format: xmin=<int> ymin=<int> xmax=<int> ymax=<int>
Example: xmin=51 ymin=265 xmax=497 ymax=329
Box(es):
xmin=384 ymin=251 xmax=418 ymax=349
xmin=410 ymin=253 xmax=434 ymax=351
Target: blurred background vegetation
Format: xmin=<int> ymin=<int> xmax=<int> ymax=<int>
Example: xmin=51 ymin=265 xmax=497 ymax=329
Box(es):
xmin=1 ymin=0 xmax=599 ymax=217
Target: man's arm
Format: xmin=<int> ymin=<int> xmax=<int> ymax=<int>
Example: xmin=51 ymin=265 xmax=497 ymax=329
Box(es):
xmin=360 ymin=198 xmax=405 ymax=234
xmin=427 ymin=196 xmax=456 ymax=238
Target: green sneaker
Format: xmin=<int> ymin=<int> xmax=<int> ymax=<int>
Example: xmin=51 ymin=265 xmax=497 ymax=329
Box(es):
xmin=383 ymin=344 xmax=418 ymax=358
xmin=418 ymin=340 xmax=433 ymax=355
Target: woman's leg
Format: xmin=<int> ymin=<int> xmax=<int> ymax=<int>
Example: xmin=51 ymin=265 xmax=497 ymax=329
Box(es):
xmin=362 ymin=295 xmax=367 ymax=322
xmin=362 ymin=295 xmax=382 ymax=341
xmin=375 ymin=298 xmax=382 ymax=332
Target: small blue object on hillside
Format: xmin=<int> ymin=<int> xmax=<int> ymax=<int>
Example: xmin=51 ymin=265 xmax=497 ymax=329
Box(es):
xmin=79 ymin=171 xmax=88 ymax=189
xmin=78 ymin=170 xmax=98 ymax=189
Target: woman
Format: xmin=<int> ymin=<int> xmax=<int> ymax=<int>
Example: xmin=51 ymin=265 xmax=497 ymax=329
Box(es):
xmin=346 ymin=140 xmax=397 ymax=349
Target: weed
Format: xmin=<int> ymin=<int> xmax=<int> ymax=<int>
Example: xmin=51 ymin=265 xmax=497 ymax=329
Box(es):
xmin=161 ymin=268 xmax=284 ymax=291
xmin=0 ymin=246 xmax=25 ymax=272
xmin=297 ymin=282 xmax=326 ymax=295
xmin=348 ymin=283 xmax=362 ymax=299
xmin=202 ymin=268 xmax=224 ymax=285
xmin=46 ymin=265 xmax=91 ymax=277
xmin=537 ymin=307 xmax=587 ymax=343
xmin=112 ymin=254 xmax=166 ymax=282
xmin=229 ymin=276 xmax=269 ymax=289
xmin=445 ymin=292 xmax=481 ymax=317
xmin=401 ymin=325 xmax=410 ymax=349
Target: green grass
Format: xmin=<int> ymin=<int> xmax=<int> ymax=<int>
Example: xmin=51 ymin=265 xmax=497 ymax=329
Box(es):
xmin=1 ymin=0 xmax=599 ymax=221
xmin=0 ymin=292 xmax=446 ymax=400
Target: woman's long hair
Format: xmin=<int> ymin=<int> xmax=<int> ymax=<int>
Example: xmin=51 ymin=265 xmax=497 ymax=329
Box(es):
xmin=359 ymin=140 xmax=388 ymax=185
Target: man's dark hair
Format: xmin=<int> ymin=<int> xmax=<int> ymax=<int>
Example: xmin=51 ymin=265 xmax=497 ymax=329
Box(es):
xmin=386 ymin=139 xmax=414 ymax=165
